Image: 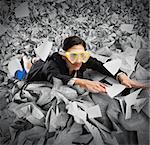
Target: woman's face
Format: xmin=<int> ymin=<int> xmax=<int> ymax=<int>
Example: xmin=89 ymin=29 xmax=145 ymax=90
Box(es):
xmin=64 ymin=44 xmax=85 ymax=71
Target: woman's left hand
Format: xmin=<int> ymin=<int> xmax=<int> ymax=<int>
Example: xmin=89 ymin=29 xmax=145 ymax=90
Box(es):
xmin=118 ymin=73 xmax=147 ymax=89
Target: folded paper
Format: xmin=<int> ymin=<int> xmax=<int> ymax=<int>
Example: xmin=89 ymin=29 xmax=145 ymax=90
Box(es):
xmin=0 ymin=24 xmax=7 ymax=36
xmin=104 ymin=77 xmax=126 ymax=98
xmin=120 ymin=24 xmax=134 ymax=33
xmin=106 ymin=84 xmax=126 ymax=98
xmin=34 ymin=39 xmax=53 ymax=61
xmin=103 ymin=58 xmax=122 ymax=75
xmin=86 ymin=105 xmax=102 ymax=118
xmin=15 ymin=2 xmax=30 ymax=18
xmin=8 ymin=57 xmax=23 ymax=77
xmin=124 ymin=89 xmax=142 ymax=119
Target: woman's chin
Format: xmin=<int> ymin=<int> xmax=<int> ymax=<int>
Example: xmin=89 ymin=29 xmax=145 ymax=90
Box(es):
xmin=71 ymin=63 xmax=82 ymax=71
xmin=74 ymin=67 xmax=80 ymax=70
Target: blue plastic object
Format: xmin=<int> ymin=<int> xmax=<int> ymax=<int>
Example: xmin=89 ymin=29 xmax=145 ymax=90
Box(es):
xmin=15 ymin=69 xmax=27 ymax=80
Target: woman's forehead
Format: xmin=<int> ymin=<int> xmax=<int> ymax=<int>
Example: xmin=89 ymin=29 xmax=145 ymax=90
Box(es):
xmin=67 ymin=44 xmax=85 ymax=52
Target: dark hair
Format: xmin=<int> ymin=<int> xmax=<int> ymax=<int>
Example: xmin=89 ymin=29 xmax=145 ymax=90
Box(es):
xmin=62 ymin=36 xmax=86 ymax=51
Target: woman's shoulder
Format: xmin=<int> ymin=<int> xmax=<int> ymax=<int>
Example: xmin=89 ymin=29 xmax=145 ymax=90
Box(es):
xmin=46 ymin=52 xmax=61 ymax=61
xmin=46 ymin=52 xmax=66 ymax=66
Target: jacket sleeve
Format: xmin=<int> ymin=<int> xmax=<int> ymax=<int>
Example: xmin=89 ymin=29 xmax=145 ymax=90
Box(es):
xmin=85 ymin=57 xmax=122 ymax=79
xmin=42 ymin=60 xmax=72 ymax=85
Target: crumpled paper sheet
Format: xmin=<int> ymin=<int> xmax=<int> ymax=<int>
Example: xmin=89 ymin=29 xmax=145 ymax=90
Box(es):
xmin=0 ymin=109 xmax=16 ymax=145
xmin=9 ymin=102 xmax=45 ymax=126
xmin=15 ymin=2 xmax=30 ymax=18
xmin=116 ymin=88 xmax=148 ymax=120
xmin=17 ymin=126 xmax=46 ymax=145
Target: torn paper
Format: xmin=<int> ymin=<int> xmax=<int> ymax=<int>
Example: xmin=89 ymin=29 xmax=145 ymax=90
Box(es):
xmin=106 ymin=84 xmax=126 ymax=98
xmin=115 ymin=97 xmax=125 ymax=114
xmin=133 ymin=98 xmax=148 ymax=113
xmin=96 ymin=46 xmax=112 ymax=57
xmin=135 ymin=63 xmax=150 ymax=81
xmin=8 ymin=57 xmax=23 ymax=77
xmin=120 ymin=55 xmax=136 ymax=76
xmin=0 ymin=24 xmax=7 ymax=36
xmin=103 ymin=58 xmax=122 ymax=76
xmin=86 ymin=105 xmax=102 ymax=118
xmin=34 ymin=39 xmax=53 ymax=61
xmin=84 ymin=121 xmax=105 ymax=145
xmin=120 ymin=24 xmax=134 ymax=33
xmin=67 ymin=102 xmax=87 ymax=124
xmin=124 ymin=89 xmax=142 ymax=119
xmin=104 ymin=77 xmax=126 ymax=98
xmin=90 ymin=52 xmax=110 ymax=63
xmin=15 ymin=2 xmax=30 ymax=18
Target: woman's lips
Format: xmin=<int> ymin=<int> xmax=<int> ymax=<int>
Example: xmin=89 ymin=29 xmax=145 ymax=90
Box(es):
xmin=73 ymin=63 xmax=82 ymax=68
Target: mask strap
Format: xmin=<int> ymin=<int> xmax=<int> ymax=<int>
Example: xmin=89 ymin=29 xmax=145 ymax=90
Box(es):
xmin=59 ymin=49 xmax=66 ymax=56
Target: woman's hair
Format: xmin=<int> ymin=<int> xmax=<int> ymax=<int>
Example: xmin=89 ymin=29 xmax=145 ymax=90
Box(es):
xmin=62 ymin=36 xmax=86 ymax=51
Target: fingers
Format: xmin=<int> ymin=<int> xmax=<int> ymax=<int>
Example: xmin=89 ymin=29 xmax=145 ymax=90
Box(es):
xmin=86 ymin=86 xmax=100 ymax=93
xmin=83 ymin=81 xmax=107 ymax=93
xmin=121 ymin=80 xmax=132 ymax=88
xmin=97 ymin=85 xmax=106 ymax=93
xmin=130 ymin=80 xmax=147 ymax=89
xmin=88 ymin=82 xmax=106 ymax=93
xmin=121 ymin=79 xmax=147 ymax=89
xmin=99 ymin=82 xmax=107 ymax=88
xmin=90 ymin=86 xmax=106 ymax=93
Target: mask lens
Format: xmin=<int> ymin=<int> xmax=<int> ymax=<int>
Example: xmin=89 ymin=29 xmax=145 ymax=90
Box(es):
xmin=80 ymin=52 xmax=90 ymax=63
xmin=66 ymin=52 xmax=78 ymax=63
xmin=70 ymin=53 xmax=77 ymax=61
xmin=66 ymin=51 xmax=90 ymax=63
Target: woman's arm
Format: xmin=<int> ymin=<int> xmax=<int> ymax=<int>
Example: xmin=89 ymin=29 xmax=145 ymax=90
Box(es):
xmin=85 ymin=56 xmax=146 ymax=89
xmin=74 ymin=78 xmax=107 ymax=93
xmin=85 ymin=56 xmax=120 ymax=79
xmin=116 ymin=73 xmax=146 ymax=88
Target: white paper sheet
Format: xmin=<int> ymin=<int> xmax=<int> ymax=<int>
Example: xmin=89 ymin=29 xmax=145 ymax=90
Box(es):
xmin=8 ymin=57 xmax=23 ymax=77
xmin=86 ymin=105 xmax=102 ymax=118
xmin=34 ymin=39 xmax=53 ymax=61
xmin=121 ymin=55 xmax=136 ymax=76
xmin=106 ymin=84 xmax=126 ymax=98
xmin=15 ymin=2 xmax=30 ymax=18
xmin=103 ymin=58 xmax=122 ymax=75
xmin=90 ymin=52 xmax=110 ymax=63
xmin=0 ymin=24 xmax=7 ymax=36
xmin=103 ymin=77 xmax=126 ymax=98
xmin=84 ymin=121 xmax=105 ymax=145
xmin=115 ymin=97 xmax=125 ymax=114
xmin=67 ymin=102 xmax=87 ymax=124
xmin=32 ymin=105 xmax=44 ymax=119
xmin=20 ymin=105 xmax=31 ymax=118
xmin=133 ymin=98 xmax=148 ymax=113
xmin=120 ymin=24 xmax=134 ymax=33
xmin=124 ymin=89 xmax=142 ymax=119
xmin=135 ymin=63 xmax=150 ymax=80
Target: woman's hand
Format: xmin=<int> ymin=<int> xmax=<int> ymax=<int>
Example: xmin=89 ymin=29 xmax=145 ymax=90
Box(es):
xmin=117 ymin=73 xmax=146 ymax=88
xmin=74 ymin=78 xmax=107 ymax=93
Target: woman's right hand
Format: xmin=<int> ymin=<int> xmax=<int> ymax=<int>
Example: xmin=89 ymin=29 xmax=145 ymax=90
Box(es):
xmin=74 ymin=78 xmax=107 ymax=93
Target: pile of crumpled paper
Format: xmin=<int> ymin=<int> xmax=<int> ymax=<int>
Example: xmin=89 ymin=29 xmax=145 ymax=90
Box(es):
xmin=0 ymin=70 xmax=149 ymax=145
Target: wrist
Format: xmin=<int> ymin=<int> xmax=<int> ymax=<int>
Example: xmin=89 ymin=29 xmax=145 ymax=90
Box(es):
xmin=74 ymin=78 xmax=85 ymax=87
xmin=116 ymin=72 xmax=128 ymax=83
xmin=67 ymin=78 xmax=77 ymax=86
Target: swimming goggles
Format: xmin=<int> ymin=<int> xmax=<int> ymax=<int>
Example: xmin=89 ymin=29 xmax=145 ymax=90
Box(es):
xmin=59 ymin=50 xmax=90 ymax=64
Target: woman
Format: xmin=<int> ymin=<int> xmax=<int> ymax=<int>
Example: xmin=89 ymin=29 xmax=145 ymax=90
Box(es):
xmin=26 ymin=36 xmax=145 ymax=93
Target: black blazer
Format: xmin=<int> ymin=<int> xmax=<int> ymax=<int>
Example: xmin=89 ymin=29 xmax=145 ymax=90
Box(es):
xmin=26 ymin=52 xmax=119 ymax=84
